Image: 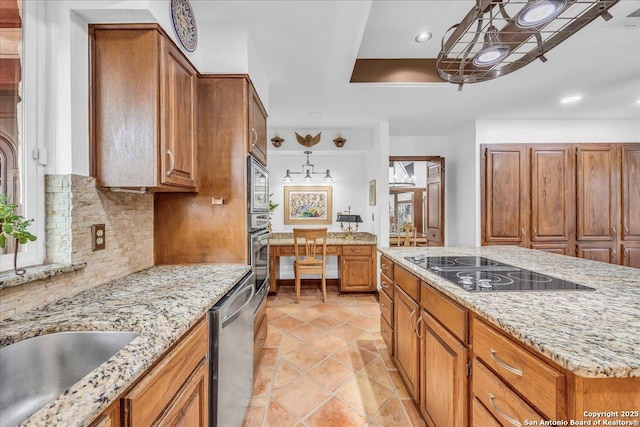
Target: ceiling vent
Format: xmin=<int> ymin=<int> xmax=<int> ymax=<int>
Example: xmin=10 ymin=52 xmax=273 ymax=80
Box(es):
xmin=437 ymin=0 xmax=620 ymax=89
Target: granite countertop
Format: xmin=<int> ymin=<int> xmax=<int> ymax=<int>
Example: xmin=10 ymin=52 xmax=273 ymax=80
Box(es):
xmin=0 ymin=264 xmax=251 ymax=427
xmin=378 ymin=246 xmax=640 ymax=379
xmin=270 ymin=231 xmax=377 ymax=246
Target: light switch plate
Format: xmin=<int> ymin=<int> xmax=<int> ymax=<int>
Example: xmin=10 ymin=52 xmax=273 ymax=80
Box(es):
xmin=91 ymin=224 xmax=106 ymax=251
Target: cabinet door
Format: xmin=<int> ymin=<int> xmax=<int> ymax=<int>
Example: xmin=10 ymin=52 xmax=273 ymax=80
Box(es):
xmin=248 ymin=87 xmax=268 ymax=165
xmin=621 ymin=144 xmax=640 ymax=241
xmin=576 ymin=145 xmax=619 ymax=243
xmin=393 ymin=286 xmax=420 ymax=400
xmin=420 ymin=310 xmax=468 ymax=427
xmin=340 ymin=256 xmax=373 ymax=292
xmin=530 ymin=145 xmax=574 ymax=246
xmin=156 ymin=361 xmax=209 ymax=427
xmin=481 ymin=145 xmax=528 ymax=246
xmin=622 ymin=243 xmax=640 ymax=268
xmin=162 ymin=40 xmax=197 ymax=188
xmin=426 ymin=159 xmax=445 ymax=246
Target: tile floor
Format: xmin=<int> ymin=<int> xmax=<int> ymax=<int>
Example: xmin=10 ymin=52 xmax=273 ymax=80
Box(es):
xmin=242 ymin=285 xmax=426 ymax=427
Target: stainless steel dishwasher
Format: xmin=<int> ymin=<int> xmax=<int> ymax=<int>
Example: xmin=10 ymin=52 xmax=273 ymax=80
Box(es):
xmin=209 ymin=272 xmax=255 ymax=427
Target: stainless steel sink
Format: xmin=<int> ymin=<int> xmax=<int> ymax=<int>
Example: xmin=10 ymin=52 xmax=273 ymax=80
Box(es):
xmin=0 ymin=330 xmax=139 ymax=426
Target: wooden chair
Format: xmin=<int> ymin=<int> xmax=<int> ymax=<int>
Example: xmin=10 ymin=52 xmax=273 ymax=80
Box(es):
xmin=400 ymin=223 xmax=417 ymax=247
xmin=293 ymin=228 xmax=328 ymax=303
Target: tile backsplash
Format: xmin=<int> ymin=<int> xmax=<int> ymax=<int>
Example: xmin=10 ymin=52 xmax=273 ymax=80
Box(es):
xmin=0 ymin=175 xmax=153 ymax=320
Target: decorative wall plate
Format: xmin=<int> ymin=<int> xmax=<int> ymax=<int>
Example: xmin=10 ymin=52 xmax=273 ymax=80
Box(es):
xmin=171 ymin=0 xmax=198 ymax=52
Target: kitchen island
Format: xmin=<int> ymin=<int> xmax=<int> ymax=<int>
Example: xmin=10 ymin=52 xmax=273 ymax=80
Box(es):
xmin=378 ymin=246 xmax=639 ymax=425
xmin=0 ymin=264 xmax=250 ymax=427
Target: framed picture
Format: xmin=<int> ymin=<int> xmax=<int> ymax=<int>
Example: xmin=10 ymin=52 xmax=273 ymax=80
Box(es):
xmin=284 ymin=186 xmax=333 ymax=225
xmin=369 ymin=179 xmax=376 ymax=206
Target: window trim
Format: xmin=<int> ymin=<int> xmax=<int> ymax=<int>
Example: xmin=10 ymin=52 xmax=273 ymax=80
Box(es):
xmin=1 ymin=0 xmax=46 ymax=272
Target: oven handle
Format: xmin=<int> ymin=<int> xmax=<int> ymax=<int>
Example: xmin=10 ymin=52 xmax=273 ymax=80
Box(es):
xmin=222 ymin=285 xmax=255 ymax=328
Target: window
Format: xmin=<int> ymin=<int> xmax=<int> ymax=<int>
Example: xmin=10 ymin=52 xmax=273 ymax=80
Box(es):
xmin=1 ymin=0 xmax=45 ymax=271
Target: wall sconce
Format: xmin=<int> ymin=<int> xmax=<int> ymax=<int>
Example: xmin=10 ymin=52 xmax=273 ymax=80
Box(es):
xmin=282 ymin=150 xmax=333 ymax=182
xmin=271 ymin=133 xmax=284 ymax=148
xmin=333 ymin=133 xmax=346 ymax=148
xmin=337 ymin=206 xmax=363 ymax=240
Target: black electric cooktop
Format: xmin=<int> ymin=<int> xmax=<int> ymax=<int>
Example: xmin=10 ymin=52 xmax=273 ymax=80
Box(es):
xmin=404 ymin=256 xmax=596 ymax=292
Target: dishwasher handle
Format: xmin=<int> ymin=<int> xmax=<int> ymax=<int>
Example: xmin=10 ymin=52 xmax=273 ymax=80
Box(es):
xmin=222 ymin=284 xmax=255 ymax=328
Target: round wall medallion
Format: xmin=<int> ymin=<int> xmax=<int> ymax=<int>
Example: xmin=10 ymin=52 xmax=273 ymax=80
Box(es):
xmin=171 ymin=0 xmax=198 ymax=52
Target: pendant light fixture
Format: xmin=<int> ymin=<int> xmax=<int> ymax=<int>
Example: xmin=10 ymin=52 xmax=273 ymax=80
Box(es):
xmin=437 ymin=0 xmax=619 ymax=88
xmin=283 ymin=150 xmax=333 ymax=182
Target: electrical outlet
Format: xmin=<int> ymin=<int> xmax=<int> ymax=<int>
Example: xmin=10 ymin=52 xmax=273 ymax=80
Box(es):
xmin=92 ymin=224 xmax=106 ymax=251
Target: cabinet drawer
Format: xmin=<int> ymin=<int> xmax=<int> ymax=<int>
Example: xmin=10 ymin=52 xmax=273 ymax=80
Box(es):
xmin=472 ymin=398 xmax=501 ymax=427
xmin=380 ymin=315 xmax=393 ymax=354
xmin=254 ymin=296 xmax=267 ymax=333
xmin=473 ymin=318 xmax=565 ymax=418
xmin=326 ymin=245 xmax=340 ymax=255
xmin=380 ymin=272 xmax=394 ymax=299
xmin=278 ymin=246 xmax=296 ymax=255
xmin=420 ymin=283 xmax=467 ymax=344
xmin=380 ymin=255 xmax=394 ymax=280
xmin=123 ymin=318 xmax=208 ymax=426
xmin=342 ymin=245 xmax=372 ymax=256
xmin=379 ymin=289 xmax=393 ymax=326
xmin=395 ymin=265 xmax=420 ymax=301
xmin=473 ymin=359 xmax=544 ymax=426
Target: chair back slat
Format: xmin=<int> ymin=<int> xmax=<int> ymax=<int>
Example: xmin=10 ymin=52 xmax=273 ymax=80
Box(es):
xmin=293 ymin=228 xmax=328 ymax=263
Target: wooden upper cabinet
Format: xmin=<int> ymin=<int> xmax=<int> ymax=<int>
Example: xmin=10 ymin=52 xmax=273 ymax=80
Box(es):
xmin=481 ymin=145 xmax=528 ymax=246
xmin=621 ymin=144 xmax=640 ymax=241
xmin=575 ymin=144 xmax=619 ymax=242
xmin=248 ymin=85 xmax=268 ymax=165
xmin=90 ymin=24 xmax=197 ymax=191
xmin=529 ymin=145 xmax=574 ymax=244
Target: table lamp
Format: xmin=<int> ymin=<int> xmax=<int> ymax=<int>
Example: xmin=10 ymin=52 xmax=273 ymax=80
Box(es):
xmin=336 ymin=206 xmax=363 ymax=240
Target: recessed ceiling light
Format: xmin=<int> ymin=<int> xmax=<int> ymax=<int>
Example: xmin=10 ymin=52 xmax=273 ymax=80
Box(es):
xmin=414 ymin=32 xmax=432 ymax=43
xmin=308 ymin=112 xmax=323 ymax=118
xmin=560 ymin=95 xmax=582 ymax=104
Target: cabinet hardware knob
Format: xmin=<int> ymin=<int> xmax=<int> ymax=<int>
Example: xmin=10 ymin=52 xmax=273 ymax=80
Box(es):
xmin=624 ymin=247 xmax=629 ymax=257
xmin=611 ymin=226 xmax=617 ymax=235
xmin=520 ymin=228 xmax=525 ymax=238
xmin=381 ymin=281 xmax=390 ymax=289
xmin=410 ymin=309 xmax=418 ymax=336
xmin=380 ymin=303 xmax=387 ymax=312
xmin=489 ymin=393 xmax=522 ymax=426
xmin=624 ymin=225 xmax=629 ymax=236
xmin=166 ymin=149 xmax=175 ymax=176
xmin=533 ymin=227 xmax=537 ymax=236
xmin=489 ymin=349 xmax=523 ymax=376
xmin=611 ymin=248 xmax=617 ymax=259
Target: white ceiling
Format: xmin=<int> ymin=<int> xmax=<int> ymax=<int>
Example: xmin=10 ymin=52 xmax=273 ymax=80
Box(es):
xmin=193 ymin=0 xmax=640 ymax=136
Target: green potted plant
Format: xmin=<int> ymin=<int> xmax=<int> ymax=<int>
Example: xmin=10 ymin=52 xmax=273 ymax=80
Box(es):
xmin=0 ymin=194 xmax=37 ymax=276
xmin=268 ymin=193 xmax=279 ymax=231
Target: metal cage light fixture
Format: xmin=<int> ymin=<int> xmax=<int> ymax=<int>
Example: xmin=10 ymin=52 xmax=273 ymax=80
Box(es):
xmin=437 ymin=0 xmax=619 ymax=88
xmin=282 ymin=150 xmax=333 ymax=182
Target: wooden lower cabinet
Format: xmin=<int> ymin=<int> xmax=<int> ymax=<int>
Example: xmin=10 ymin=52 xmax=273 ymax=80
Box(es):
xmin=253 ymin=295 xmax=268 ymax=373
xmin=420 ymin=310 xmax=467 ymax=427
xmin=90 ymin=318 xmax=209 ymax=427
xmin=622 ymin=242 xmax=640 ymax=268
xmin=341 ymin=256 xmax=373 ymax=292
xmin=393 ymin=286 xmax=420 ymax=400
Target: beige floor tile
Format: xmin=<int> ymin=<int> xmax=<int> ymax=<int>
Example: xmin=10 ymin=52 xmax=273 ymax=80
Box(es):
xmin=272 ymin=376 xmax=331 ymax=418
xmin=387 ymin=369 xmax=412 ymax=400
xmin=306 ymin=357 xmax=357 ymax=392
xmin=279 ymin=334 xmax=304 ymax=354
xmin=332 ymin=343 xmax=379 ymax=371
xmin=264 ymin=400 xmax=298 ymax=427
xmin=248 ymin=397 xmax=269 ymax=407
xmin=304 ymin=396 xmax=369 ymax=427
xmin=373 ymin=397 xmax=413 ymax=426
xmin=243 ymin=405 xmax=266 ymax=427
xmin=252 ymin=367 xmax=274 ymax=397
xmin=280 ymin=344 xmax=326 ymax=372
xmin=259 ymin=348 xmax=279 ymax=368
xmin=335 ymin=374 xmax=394 ymax=417
xmin=308 ymin=332 xmax=349 ymax=355
xmin=266 ymin=307 xmax=287 ymax=321
xmin=361 ymin=357 xmax=395 ymax=390
xmin=271 ymin=315 xmax=304 ymax=331
xmin=353 ymin=331 xmax=379 ymax=353
xmin=264 ymin=328 xmax=282 ymax=348
xmin=403 ymin=399 xmax=427 ymax=427
xmin=288 ymin=323 xmax=325 ymax=342
xmin=349 ymin=313 xmax=381 ymax=331
xmin=330 ymin=323 xmax=366 ymax=342
xmin=271 ymin=360 xmax=302 ymax=391
xmin=308 ymin=313 xmax=344 ymax=329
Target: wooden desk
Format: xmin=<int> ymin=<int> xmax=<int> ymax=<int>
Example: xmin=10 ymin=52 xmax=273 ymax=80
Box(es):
xmin=269 ymin=243 xmax=377 ymax=293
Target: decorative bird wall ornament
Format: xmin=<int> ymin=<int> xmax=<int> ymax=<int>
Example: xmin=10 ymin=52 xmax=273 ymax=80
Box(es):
xmin=295 ymin=132 xmax=321 ymax=147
